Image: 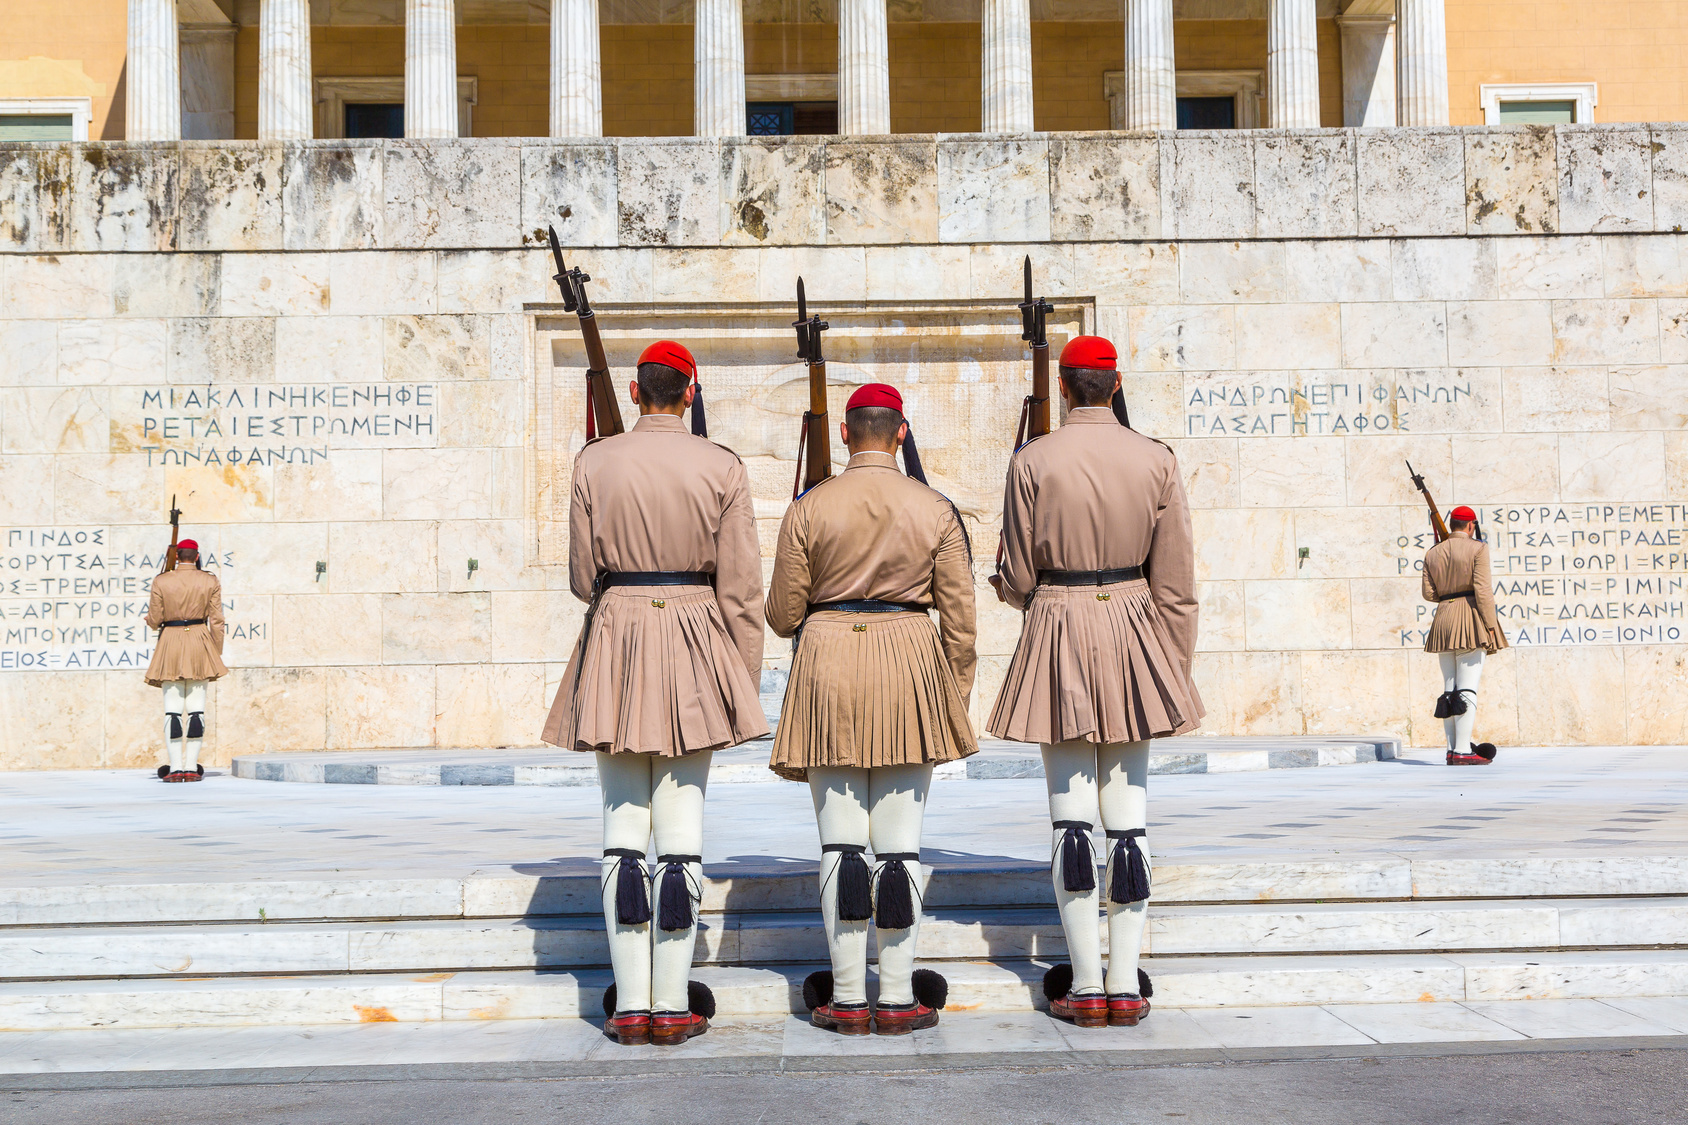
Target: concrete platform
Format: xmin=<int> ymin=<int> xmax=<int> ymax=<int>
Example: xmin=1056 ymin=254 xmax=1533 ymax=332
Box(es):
xmin=229 ymin=737 xmax=1400 ymax=786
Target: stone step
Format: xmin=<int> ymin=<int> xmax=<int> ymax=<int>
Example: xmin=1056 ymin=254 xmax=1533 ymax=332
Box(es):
xmin=8 ymin=855 xmax=1687 ymax=928
xmin=5 ymin=949 xmax=1688 ymax=1032
xmin=6 ymin=898 xmax=1685 ymax=981
xmin=230 ymin=736 xmax=1400 ymax=786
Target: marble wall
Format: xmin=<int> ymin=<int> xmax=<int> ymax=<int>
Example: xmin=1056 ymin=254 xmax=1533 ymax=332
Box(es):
xmin=1 ymin=125 xmax=1686 ymax=768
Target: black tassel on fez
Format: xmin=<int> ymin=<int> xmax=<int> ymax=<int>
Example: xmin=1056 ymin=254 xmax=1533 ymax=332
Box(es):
xmin=1107 ymin=829 xmax=1151 ymax=905
xmin=826 ymin=844 xmax=874 ymax=922
xmin=874 ymin=854 xmax=920 ymax=930
xmin=900 ymin=425 xmax=927 ymax=485
xmin=1110 ymin=386 xmax=1131 ymax=428
xmin=656 ymin=854 xmax=700 ymax=932
xmin=1054 ymin=821 xmax=1096 ymax=893
xmin=689 ymin=383 xmax=707 ymax=437
xmin=605 ymin=849 xmax=651 ymax=926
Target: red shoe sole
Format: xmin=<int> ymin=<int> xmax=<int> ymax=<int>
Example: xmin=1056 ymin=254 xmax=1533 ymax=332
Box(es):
xmin=650 ymin=1020 xmax=707 ymax=1046
xmin=811 ymin=1012 xmax=872 ymax=1036
xmin=874 ymin=1013 xmax=939 ymax=1036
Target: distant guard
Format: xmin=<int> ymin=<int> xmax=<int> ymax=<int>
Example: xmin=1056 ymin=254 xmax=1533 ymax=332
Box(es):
xmin=541 ymin=341 xmax=768 ymax=1047
xmin=144 ymin=539 xmax=227 ymax=782
xmin=767 ymin=382 xmax=978 ymax=1037
xmin=987 ymin=335 xmax=1203 ymax=1030
xmin=1422 ymin=505 xmax=1508 ymax=765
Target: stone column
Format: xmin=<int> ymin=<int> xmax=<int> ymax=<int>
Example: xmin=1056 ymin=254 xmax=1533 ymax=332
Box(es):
xmin=127 ymin=0 xmax=182 ymax=141
xmin=693 ymin=0 xmax=746 ymax=136
xmin=981 ymin=0 xmax=1034 ymax=133
xmin=405 ymin=0 xmax=459 ymax=138
xmin=838 ymin=0 xmax=890 ymax=135
xmin=1337 ymin=12 xmax=1394 ymax=127
xmin=1122 ymin=0 xmax=1175 ymax=130
xmin=258 ymin=0 xmax=313 ymax=140
xmin=1267 ymin=0 xmax=1320 ymax=128
xmin=550 ymin=0 xmax=602 ymax=136
xmin=1397 ymin=0 xmax=1449 ymax=126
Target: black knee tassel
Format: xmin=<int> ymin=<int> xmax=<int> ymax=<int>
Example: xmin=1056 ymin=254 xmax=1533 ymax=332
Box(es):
xmin=1106 ymin=829 xmax=1151 ymax=905
xmin=656 ymin=854 xmax=701 ymax=932
xmin=874 ymin=852 xmax=921 ymax=930
xmin=604 ymin=848 xmax=651 ymax=926
xmin=824 ymin=843 xmax=873 ymax=922
xmin=1054 ymin=820 xmax=1096 ymax=893
xmin=186 ymin=712 xmax=204 ymax=739
xmin=167 ymin=713 xmax=183 ymax=739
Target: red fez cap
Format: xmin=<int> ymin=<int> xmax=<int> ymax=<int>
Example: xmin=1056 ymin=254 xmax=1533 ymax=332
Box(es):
xmin=846 ymin=383 xmax=903 ymax=414
xmin=1059 ymin=335 xmax=1118 ymax=371
xmin=1449 ymin=506 xmax=1477 ymax=522
xmin=176 ymin=539 xmax=198 ymax=551
xmin=637 ymin=340 xmax=697 ymax=381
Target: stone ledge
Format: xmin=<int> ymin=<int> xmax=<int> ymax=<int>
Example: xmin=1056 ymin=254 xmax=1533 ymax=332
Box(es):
xmin=3 ymin=126 xmax=1683 ymax=256
xmin=229 ymin=735 xmax=1400 ymax=786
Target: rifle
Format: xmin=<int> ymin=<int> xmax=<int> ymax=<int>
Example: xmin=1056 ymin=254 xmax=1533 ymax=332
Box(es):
xmin=792 ymin=277 xmax=832 ymax=498
xmin=164 ymin=494 xmax=182 ymax=573
xmin=1015 ymin=254 xmax=1054 ymax=448
xmin=547 ymin=225 xmax=624 ymax=440
xmin=1406 ymin=460 xmax=1450 ymax=543
xmin=988 ymin=259 xmax=1056 ymax=602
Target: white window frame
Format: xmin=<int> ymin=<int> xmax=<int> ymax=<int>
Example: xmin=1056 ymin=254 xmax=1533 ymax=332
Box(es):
xmin=1104 ymin=70 xmax=1264 ymax=130
xmin=1479 ymin=82 xmax=1597 ymax=125
xmin=313 ymin=76 xmax=478 ymax=139
xmin=0 ymin=97 xmax=93 ymax=141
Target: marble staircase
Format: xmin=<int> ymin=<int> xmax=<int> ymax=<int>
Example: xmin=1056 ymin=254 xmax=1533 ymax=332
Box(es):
xmin=2 ymin=854 xmax=1686 ymax=1031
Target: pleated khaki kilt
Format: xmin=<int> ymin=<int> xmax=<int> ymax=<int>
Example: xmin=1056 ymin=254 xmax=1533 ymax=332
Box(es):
xmin=144 ymin=625 xmax=228 ymax=688
xmin=1424 ymin=597 xmax=1508 ymax=654
xmin=541 ymin=585 xmax=769 ymax=756
xmin=988 ymin=578 xmax=1204 ymax=745
xmin=768 ymin=609 xmax=978 ymax=783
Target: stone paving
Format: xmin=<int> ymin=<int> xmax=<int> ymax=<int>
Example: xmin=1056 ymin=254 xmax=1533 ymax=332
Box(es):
xmin=1 ymin=746 xmax=1683 ymax=887
xmin=1 ymin=999 xmax=1687 ymax=1076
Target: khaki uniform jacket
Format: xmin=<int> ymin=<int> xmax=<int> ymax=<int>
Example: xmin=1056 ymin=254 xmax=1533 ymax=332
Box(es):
xmin=541 ymin=412 xmax=768 ymax=754
xmin=143 ymin=563 xmax=228 ymax=687
xmin=1422 ymin=535 xmax=1508 ymax=654
xmin=987 ymin=407 xmax=1204 ymax=744
xmin=765 ymin=450 xmax=978 ymax=780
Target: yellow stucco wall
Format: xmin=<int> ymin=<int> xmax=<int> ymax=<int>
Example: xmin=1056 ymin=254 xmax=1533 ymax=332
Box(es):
xmin=0 ymin=0 xmax=127 ymax=138
xmin=1447 ymin=0 xmax=1688 ymax=124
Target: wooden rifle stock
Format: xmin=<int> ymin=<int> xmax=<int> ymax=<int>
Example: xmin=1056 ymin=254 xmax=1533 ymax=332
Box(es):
xmin=1406 ymin=460 xmax=1450 ymax=543
xmin=164 ymin=494 xmax=181 ymax=573
xmin=794 ymin=278 xmax=832 ymax=497
xmin=546 ymin=226 xmax=624 ymax=439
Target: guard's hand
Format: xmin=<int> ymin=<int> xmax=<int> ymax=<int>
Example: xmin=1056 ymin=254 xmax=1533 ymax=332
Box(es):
xmin=986 ymin=574 xmax=1008 ymax=604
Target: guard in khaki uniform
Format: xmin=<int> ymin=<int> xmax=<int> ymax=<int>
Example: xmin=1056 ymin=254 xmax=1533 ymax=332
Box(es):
xmin=540 ymin=341 xmax=769 ymax=1047
xmin=144 ymin=540 xmax=227 ymax=782
xmin=767 ymin=382 xmax=978 ymax=1037
xmin=1422 ymin=505 xmax=1508 ymax=766
xmin=988 ymin=336 xmax=1203 ymax=1030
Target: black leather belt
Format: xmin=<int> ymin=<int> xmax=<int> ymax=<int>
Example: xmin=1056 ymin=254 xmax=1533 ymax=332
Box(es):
xmin=160 ymin=618 xmax=207 ymax=628
xmin=600 ymin=571 xmax=713 ymax=589
xmin=807 ymin=600 xmax=928 ymax=615
xmin=1437 ymin=590 xmax=1475 ymax=601
xmin=1038 ymin=566 xmax=1145 ymax=586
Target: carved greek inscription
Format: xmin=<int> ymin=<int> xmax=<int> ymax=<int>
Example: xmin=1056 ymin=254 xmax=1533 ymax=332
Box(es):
xmin=121 ymin=383 xmax=438 ymax=466
xmin=0 ymin=528 xmax=261 ymax=672
xmin=1397 ymin=504 xmax=1688 ymax=647
xmin=1186 ymin=374 xmax=1475 ymax=437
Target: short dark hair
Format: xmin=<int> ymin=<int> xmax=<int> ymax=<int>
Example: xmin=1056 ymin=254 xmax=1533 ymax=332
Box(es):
xmin=177 ymin=547 xmax=199 ymax=563
xmin=1060 ymin=364 xmax=1117 ymax=408
xmin=637 ymin=361 xmax=690 ymax=408
xmin=844 ymin=405 xmax=902 ymax=446
xmin=1449 ymin=518 xmax=1472 ymax=532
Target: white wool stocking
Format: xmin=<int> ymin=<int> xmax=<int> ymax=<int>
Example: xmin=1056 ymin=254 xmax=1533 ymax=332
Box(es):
xmin=163 ymin=679 xmax=209 ymax=773
xmin=808 ymin=763 xmax=932 ymax=1006
xmin=1041 ymin=739 xmax=1152 ymax=997
xmin=597 ymin=749 xmax=712 ymax=1014
xmin=1439 ymin=649 xmax=1485 ymax=753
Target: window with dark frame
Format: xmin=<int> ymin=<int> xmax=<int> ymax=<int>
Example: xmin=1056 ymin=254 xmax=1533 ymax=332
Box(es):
xmin=1176 ymin=96 xmax=1236 ymax=130
xmin=345 ymin=103 xmax=405 ymax=138
xmin=746 ymin=101 xmax=839 ymax=136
